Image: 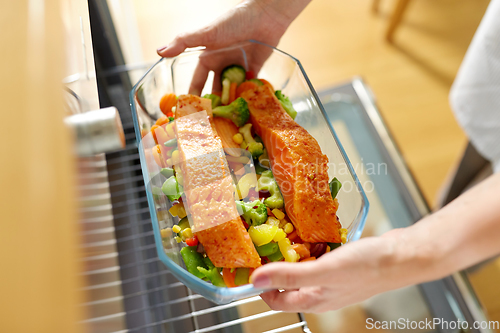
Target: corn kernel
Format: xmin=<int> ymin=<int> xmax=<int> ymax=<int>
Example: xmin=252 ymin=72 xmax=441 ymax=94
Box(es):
xmin=325 ymin=245 xmax=331 ymax=253
xmin=169 ymin=205 xmax=178 ymax=217
xmin=174 ymin=236 xmax=182 ymax=243
xmin=166 ymin=158 xmax=173 ymax=165
xmin=171 ymin=150 xmax=180 ymax=165
xmin=272 ymin=209 xmax=285 ymax=220
xmin=166 ymin=123 xmax=175 ymax=138
xmin=176 ymin=174 xmax=184 ymax=186
xmin=172 ymin=225 xmax=181 ymax=233
xmin=161 ymin=228 xmax=172 ymax=238
xmin=232 ymin=133 xmax=244 ymax=144
xmin=284 ymin=223 xmax=294 ymax=234
xmin=181 ymin=228 xmax=193 ymax=239
xmin=340 ymin=228 xmax=348 ymax=234
xmin=273 ymin=229 xmax=286 ymax=242
xmin=279 ymin=219 xmax=287 ymax=228
xmin=266 ymin=217 xmax=280 ymax=226
xmin=237 ymin=173 xmax=257 ymax=198
xmin=341 ymin=234 xmax=347 ymax=244
xmin=177 ymin=204 xmax=187 ymax=219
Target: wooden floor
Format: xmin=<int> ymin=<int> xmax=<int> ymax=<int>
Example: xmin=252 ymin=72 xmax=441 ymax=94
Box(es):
xmin=123 ymin=0 xmax=495 ymax=331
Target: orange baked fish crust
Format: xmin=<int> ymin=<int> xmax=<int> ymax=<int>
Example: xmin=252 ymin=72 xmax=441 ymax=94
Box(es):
xmin=175 ymin=94 xmax=261 ymax=268
xmin=241 ymin=86 xmax=342 ymax=243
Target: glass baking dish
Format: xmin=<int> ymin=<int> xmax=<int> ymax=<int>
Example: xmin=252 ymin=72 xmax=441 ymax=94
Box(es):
xmin=130 ymin=40 xmax=369 ymax=304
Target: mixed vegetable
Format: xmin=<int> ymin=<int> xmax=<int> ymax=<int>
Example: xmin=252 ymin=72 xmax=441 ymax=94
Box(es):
xmin=145 ymin=65 xmax=347 ymax=288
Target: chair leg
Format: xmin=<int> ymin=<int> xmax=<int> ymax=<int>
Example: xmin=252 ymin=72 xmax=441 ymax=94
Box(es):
xmin=385 ymin=0 xmax=411 ymax=42
xmin=372 ymin=0 xmax=381 ymax=14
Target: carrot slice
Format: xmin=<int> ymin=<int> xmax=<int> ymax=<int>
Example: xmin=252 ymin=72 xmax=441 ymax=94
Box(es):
xmin=159 ymin=93 xmax=177 ymax=115
xmin=213 ymin=118 xmax=241 ymax=157
xmin=152 ymin=145 xmax=165 ymax=168
xmin=150 ymin=125 xmax=160 ymax=144
xmin=236 ymin=81 xmax=258 ymax=98
xmin=291 ymin=244 xmax=310 ymax=259
xmin=155 ymin=116 xmax=170 ymax=127
xmin=228 ymin=82 xmax=238 ymax=104
xmin=258 ymin=79 xmax=274 ymax=92
xmin=222 ymin=268 xmax=237 ymax=288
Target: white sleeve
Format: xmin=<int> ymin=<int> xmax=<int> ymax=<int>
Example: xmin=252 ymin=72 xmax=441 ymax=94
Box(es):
xmin=450 ymin=0 xmax=500 ymax=173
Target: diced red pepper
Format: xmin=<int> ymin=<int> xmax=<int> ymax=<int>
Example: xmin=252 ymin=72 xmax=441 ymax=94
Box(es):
xmin=245 ymin=71 xmax=255 ymax=80
xmin=222 ymin=268 xmax=237 ymax=288
xmin=186 ymin=236 xmax=199 ymax=247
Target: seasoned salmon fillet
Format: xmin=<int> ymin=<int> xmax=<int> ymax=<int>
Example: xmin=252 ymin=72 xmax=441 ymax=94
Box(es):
xmin=241 ymin=86 xmax=342 ymax=243
xmin=174 ymin=95 xmax=261 ymax=268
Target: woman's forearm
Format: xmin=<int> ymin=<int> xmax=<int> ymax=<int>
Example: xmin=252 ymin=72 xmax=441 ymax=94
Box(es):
xmin=252 ymin=0 xmax=312 ymax=31
xmin=390 ymin=172 xmax=500 ymax=286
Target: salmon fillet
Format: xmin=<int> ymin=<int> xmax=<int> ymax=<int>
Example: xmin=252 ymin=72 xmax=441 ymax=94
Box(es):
xmin=241 ymin=86 xmax=342 ymax=243
xmin=174 ymin=95 xmax=261 ymax=268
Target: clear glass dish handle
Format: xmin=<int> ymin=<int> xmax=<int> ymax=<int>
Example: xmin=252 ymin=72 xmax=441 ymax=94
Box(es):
xmin=65 ymin=106 xmax=125 ymax=156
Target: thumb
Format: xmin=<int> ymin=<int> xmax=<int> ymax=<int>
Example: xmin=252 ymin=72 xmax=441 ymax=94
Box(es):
xmin=250 ymin=261 xmax=324 ymax=289
xmin=157 ymin=26 xmax=216 ymax=58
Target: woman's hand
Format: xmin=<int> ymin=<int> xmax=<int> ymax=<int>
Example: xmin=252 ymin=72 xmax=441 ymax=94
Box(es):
xmin=251 ymin=230 xmax=412 ymax=313
xmin=252 ymin=171 xmax=500 ymax=313
xmin=157 ymin=0 xmax=311 ymax=94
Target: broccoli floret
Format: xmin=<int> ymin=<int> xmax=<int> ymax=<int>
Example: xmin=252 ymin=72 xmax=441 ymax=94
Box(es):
xmin=247 ymin=142 xmax=264 ymax=158
xmin=203 ymin=94 xmax=221 ymax=108
xmin=213 ymin=97 xmax=250 ymax=127
xmin=275 ymin=90 xmax=297 ymax=120
xmin=235 ymin=200 xmax=268 ymax=226
xmin=197 ymin=257 xmax=226 ymax=287
xmin=239 ymin=123 xmax=263 ymax=158
xmin=257 ymin=170 xmax=284 ymax=209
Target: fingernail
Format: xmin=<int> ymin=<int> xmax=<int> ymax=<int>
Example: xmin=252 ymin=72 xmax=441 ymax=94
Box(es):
xmin=252 ymin=275 xmax=271 ymax=288
xmin=157 ymin=45 xmax=168 ymax=53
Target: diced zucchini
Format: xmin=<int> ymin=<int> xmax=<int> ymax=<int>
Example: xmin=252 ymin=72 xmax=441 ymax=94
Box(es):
xmin=178 ymin=217 xmax=190 ymax=231
xmin=248 ymin=78 xmax=264 ymax=86
xmin=327 ymin=242 xmax=341 ymax=250
xmin=234 ymin=268 xmax=250 ymax=286
xmin=221 ymin=65 xmax=246 ymax=84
